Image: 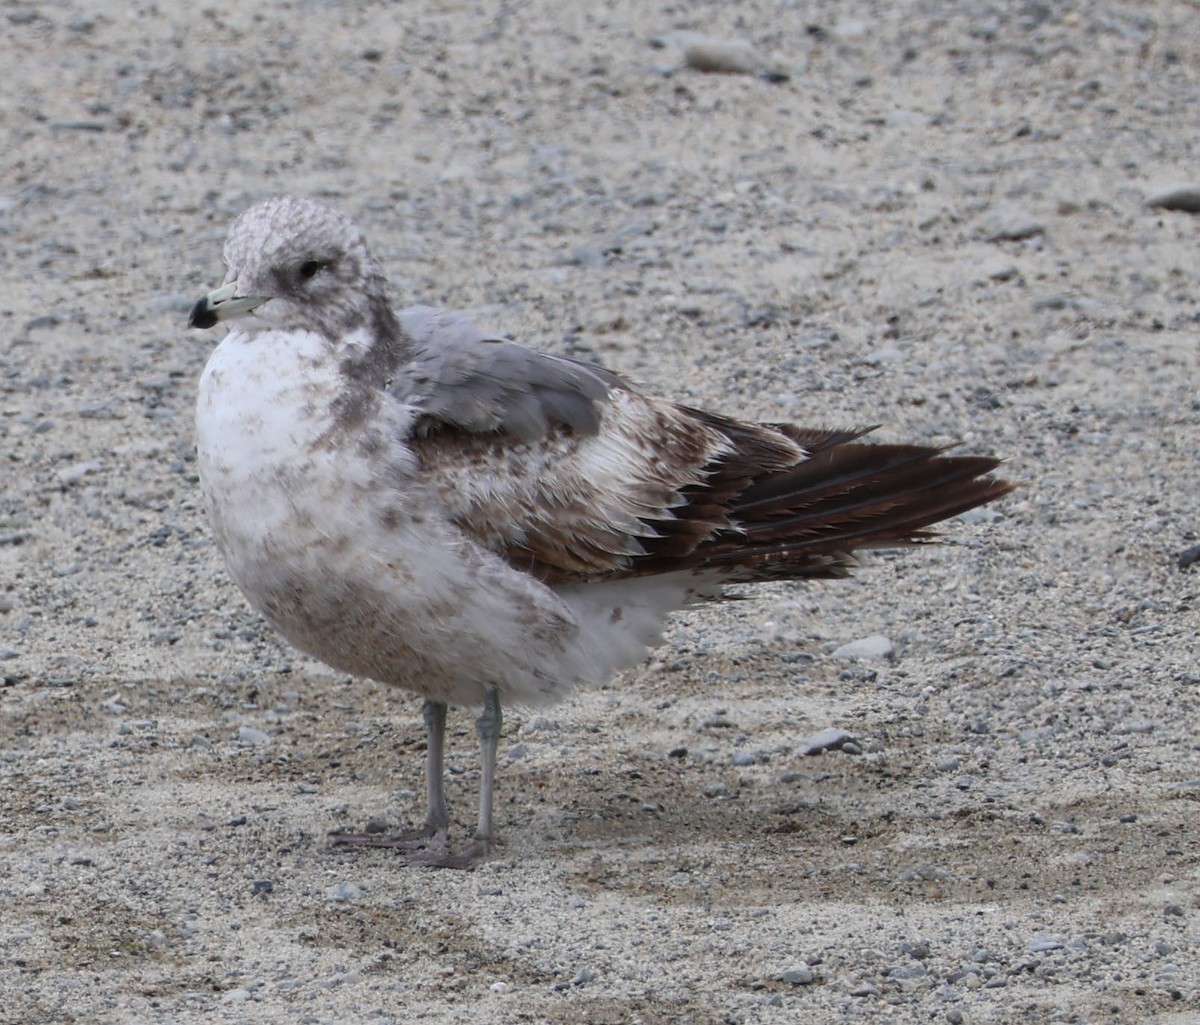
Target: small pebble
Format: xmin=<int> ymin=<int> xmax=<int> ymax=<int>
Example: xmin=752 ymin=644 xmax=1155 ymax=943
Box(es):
xmin=832 ymin=635 xmax=894 ymax=661
xmin=56 ymin=461 xmax=102 ymax=486
xmin=684 ymin=38 xmax=762 ymax=74
xmin=889 ymin=964 xmax=926 ymax=980
xmin=49 ymin=120 xmax=107 ymax=132
xmin=795 ymin=727 xmax=857 ymax=756
xmin=781 ymin=966 xmax=814 ymax=985
xmin=236 ymin=725 xmax=271 ymax=745
xmin=680 ymin=38 xmax=789 ymax=82
xmin=958 ymin=505 xmax=1001 ymax=524
xmin=569 ymin=247 xmax=606 ymax=269
xmin=1177 ymin=543 xmax=1200 ymax=570
xmin=982 ymin=210 xmax=1045 ymax=241
xmin=864 ymin=346 xmax=903 ymax=365
xmin=1145 ymin=183 xmax=1200 ymax=213
xmin=328 ymin=881 xmax=365 ymax=902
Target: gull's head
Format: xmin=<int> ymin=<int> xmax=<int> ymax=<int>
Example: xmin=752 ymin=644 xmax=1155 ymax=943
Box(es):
xmin=189 ymin=195 xmax=389 ymax=339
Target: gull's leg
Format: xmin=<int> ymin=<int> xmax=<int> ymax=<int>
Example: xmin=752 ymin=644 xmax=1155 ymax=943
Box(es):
xmin=329 ymin=698 xmax=450 ymax=848
xmin=330 ymin=693 xmax=500 ymax=869
xmin=474 ymin=686 xmax=502 ymax=849
xmin=421 ymin=698 xmax=450 ymax=838
xmin=405 ymin=687 xmax=501 ymax=869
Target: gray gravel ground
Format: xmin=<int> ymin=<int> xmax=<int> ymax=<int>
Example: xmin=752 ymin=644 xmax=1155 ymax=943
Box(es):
xmin=2 ymin=1 xmax=1199 ymax=1023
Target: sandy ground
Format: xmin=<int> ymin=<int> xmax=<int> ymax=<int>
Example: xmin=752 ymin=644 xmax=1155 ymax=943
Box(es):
xmin=2 ymin=1 xmax=1199 ymax=1022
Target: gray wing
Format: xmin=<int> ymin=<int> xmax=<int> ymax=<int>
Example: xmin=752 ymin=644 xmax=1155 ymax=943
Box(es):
xmin=395 ymin=305 xmax=621 ymax=441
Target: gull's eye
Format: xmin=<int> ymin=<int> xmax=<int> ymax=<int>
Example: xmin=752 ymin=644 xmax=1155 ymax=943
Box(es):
xmin=298 ymin=259 xmax=326 ymax=281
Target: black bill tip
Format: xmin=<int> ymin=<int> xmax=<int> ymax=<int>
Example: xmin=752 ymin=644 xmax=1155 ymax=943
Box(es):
xmin=188 ymin=296 xmax=217 ymax=329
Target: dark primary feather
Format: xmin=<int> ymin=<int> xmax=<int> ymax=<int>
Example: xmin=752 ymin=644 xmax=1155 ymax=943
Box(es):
xmin=685 ymin=438 xmax=1013 ymax=582
xmin=626 ymin=418 xmax=1013 ymax=582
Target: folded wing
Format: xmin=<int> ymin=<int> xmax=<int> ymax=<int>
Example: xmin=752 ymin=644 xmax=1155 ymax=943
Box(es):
xmin=397 ymin=308 xmax=1013 ymax=586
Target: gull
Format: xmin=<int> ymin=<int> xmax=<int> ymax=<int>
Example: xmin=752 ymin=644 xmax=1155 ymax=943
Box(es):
xmin=189 ymin=195 xmax=1012 ymax=867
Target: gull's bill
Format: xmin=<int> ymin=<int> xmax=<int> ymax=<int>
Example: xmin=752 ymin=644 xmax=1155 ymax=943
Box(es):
xmin=188 ymin=280 xmax=268 ymax=329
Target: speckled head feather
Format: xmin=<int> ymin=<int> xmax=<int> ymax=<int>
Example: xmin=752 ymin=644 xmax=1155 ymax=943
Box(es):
xmin=220 ymin=195 xmax=393 ymax=340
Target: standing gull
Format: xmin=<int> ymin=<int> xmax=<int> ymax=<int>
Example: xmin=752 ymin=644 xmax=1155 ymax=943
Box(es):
xmin=189 ymin=195 xmax=1012 ymax=867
